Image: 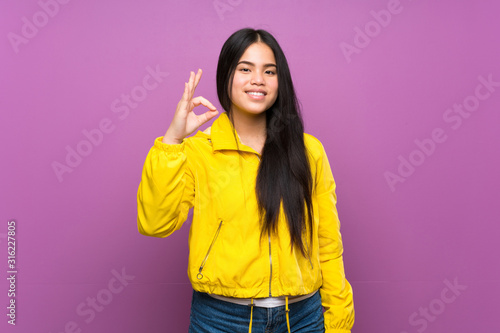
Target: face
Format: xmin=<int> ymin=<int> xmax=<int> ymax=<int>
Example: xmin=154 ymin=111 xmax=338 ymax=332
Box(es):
xmin=230 ymin=42 xmax=278 ymax=117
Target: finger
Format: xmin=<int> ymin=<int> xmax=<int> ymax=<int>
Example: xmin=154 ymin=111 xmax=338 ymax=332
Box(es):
xmin=190 ymin=69 xmax=202 ymax=99
xmin=187 ymin=71 xmax=195 ymax=99
xmin=174 ymin=82 xmax=190 ymax=117
xmin=198 ymin=109 xmax=219 ymax=125
xmin=193 ymin=69 xmax=202 ymax=90
xmin=182 ymin=82 xmax=189 ymax=101
xmin=191 ymin=96 xmax=217 ymax=111
xmin=178 ymin=82 xmax=191 ymax=113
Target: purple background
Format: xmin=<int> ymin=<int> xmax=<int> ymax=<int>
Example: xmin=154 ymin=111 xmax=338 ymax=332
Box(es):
xmin=1 ymin=0 xmax=499 ymax=332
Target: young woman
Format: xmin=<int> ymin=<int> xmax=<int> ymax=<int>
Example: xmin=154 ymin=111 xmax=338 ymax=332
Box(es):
xmin=137 ymin=28 xmax=354 ymax=333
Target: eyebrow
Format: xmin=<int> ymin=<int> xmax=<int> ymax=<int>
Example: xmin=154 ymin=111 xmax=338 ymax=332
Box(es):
xmin=237 ymin=61 xmax=277 ymax=68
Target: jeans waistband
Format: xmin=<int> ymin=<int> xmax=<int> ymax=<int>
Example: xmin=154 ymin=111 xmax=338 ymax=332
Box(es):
xmin=207 ymin=290 xmax=318 ymax=308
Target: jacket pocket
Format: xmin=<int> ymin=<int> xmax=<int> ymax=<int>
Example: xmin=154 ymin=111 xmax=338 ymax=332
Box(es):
xmin=197 ymin=219 xmax=223 ymax=280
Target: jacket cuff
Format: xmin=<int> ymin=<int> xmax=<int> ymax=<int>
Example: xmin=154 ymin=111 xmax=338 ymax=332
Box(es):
xmin=154 ymin=136 xmax=185 ymax=152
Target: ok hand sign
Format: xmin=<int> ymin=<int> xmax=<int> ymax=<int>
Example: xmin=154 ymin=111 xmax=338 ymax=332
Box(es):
xmin=163 ymin=69 xmax=219 ymax=144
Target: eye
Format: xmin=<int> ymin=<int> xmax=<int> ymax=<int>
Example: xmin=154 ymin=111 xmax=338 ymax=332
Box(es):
xmin=240 ymin=68 xmax=250 ymax=72
xmin=266 ymin=70 xmax=276 ymax=75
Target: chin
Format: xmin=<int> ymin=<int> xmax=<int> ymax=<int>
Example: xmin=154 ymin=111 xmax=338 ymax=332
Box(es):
xmin=232 ymin=105 xmax=268 ymax=116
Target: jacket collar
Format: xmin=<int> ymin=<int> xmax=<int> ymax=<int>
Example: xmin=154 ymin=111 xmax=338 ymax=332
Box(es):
xmin=207 ymin=112 xmax=257 ymax=154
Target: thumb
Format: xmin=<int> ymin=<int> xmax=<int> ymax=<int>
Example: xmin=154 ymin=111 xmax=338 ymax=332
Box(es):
xmin=198 ymin=109 xmax=219 ymax=126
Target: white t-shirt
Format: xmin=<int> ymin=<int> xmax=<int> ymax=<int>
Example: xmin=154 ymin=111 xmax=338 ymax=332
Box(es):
xmin=207 ymin=290 xmax=318 ymax=308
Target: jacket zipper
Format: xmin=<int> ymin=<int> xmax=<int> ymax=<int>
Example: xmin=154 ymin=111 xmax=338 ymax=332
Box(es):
xmin=268 ymin=230 xmax=272 ymax=297
xmin=197 ymin=220 xmax=223 ymax=280
xmin=255 ymin=154 xmax=273 ymax=296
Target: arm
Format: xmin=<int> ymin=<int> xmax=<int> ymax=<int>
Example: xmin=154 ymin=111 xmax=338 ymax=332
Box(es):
xmin=137 ymin=137 xmax=195 ymax=237
xmin=315 ymin=141 xmax=355 ymax=333
xmin=137 ymin=69 xmax=218 ymax=237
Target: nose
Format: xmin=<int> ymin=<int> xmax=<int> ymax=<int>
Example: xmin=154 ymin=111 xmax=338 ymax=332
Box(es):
xmin=250 ymin=71 xmax=264 ymax=85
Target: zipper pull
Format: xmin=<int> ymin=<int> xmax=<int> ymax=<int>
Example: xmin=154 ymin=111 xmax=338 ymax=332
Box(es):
xmin=197 ymin=220 xmax=223 ymax=280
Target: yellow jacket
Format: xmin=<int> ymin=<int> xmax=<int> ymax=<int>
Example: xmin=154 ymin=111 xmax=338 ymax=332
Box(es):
xmin=137 ymin=112 xmax=354 ymax=332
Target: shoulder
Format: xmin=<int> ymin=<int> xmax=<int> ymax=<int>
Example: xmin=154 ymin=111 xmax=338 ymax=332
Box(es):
xmin=303 ymin=132 xmax=327 ymax=161
xmin=303 ymin=132 xmax=322 ymax=147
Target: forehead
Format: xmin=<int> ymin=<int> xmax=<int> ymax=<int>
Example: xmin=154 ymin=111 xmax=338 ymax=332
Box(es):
xmin=238 ymin=43 xmax=275 ymax=63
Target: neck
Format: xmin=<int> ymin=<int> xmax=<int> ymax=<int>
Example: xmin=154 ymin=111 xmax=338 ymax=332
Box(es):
xmin=228 ymin=110 xmax=267 ymax=143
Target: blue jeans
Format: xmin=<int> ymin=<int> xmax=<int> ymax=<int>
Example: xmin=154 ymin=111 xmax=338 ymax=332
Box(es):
xmin=188 ymin=290 xmax=325 ymax=333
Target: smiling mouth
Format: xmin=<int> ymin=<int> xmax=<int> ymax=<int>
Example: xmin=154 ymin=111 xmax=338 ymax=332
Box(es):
xmin=246 ymin=92 xmax=266 ymax=96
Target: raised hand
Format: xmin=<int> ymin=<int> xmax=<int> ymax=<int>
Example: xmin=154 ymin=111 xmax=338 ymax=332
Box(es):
xmin=163 ymin=69 xmax=219 ymax=144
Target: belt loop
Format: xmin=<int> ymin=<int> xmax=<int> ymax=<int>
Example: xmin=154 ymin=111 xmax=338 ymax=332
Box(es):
xmin=285 ymin=296 xmax=291 ymax=333
xmin=248 ymin=298 xmax=254 ymax=333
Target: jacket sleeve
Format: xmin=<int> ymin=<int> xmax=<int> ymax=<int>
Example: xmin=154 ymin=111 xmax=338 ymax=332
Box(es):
xmin=137 ymin=136 xmax=195 ymax=238
xmin=315 ymin=141 xmax=355 ymax=333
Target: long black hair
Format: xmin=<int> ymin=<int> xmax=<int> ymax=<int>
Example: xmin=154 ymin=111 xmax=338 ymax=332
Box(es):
xmin=216 ymin=28 xmax=314 ymax=257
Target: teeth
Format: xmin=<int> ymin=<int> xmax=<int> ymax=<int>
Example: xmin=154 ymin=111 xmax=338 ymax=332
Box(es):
xmin=247 ymin=92 xmax=264 ymax=96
